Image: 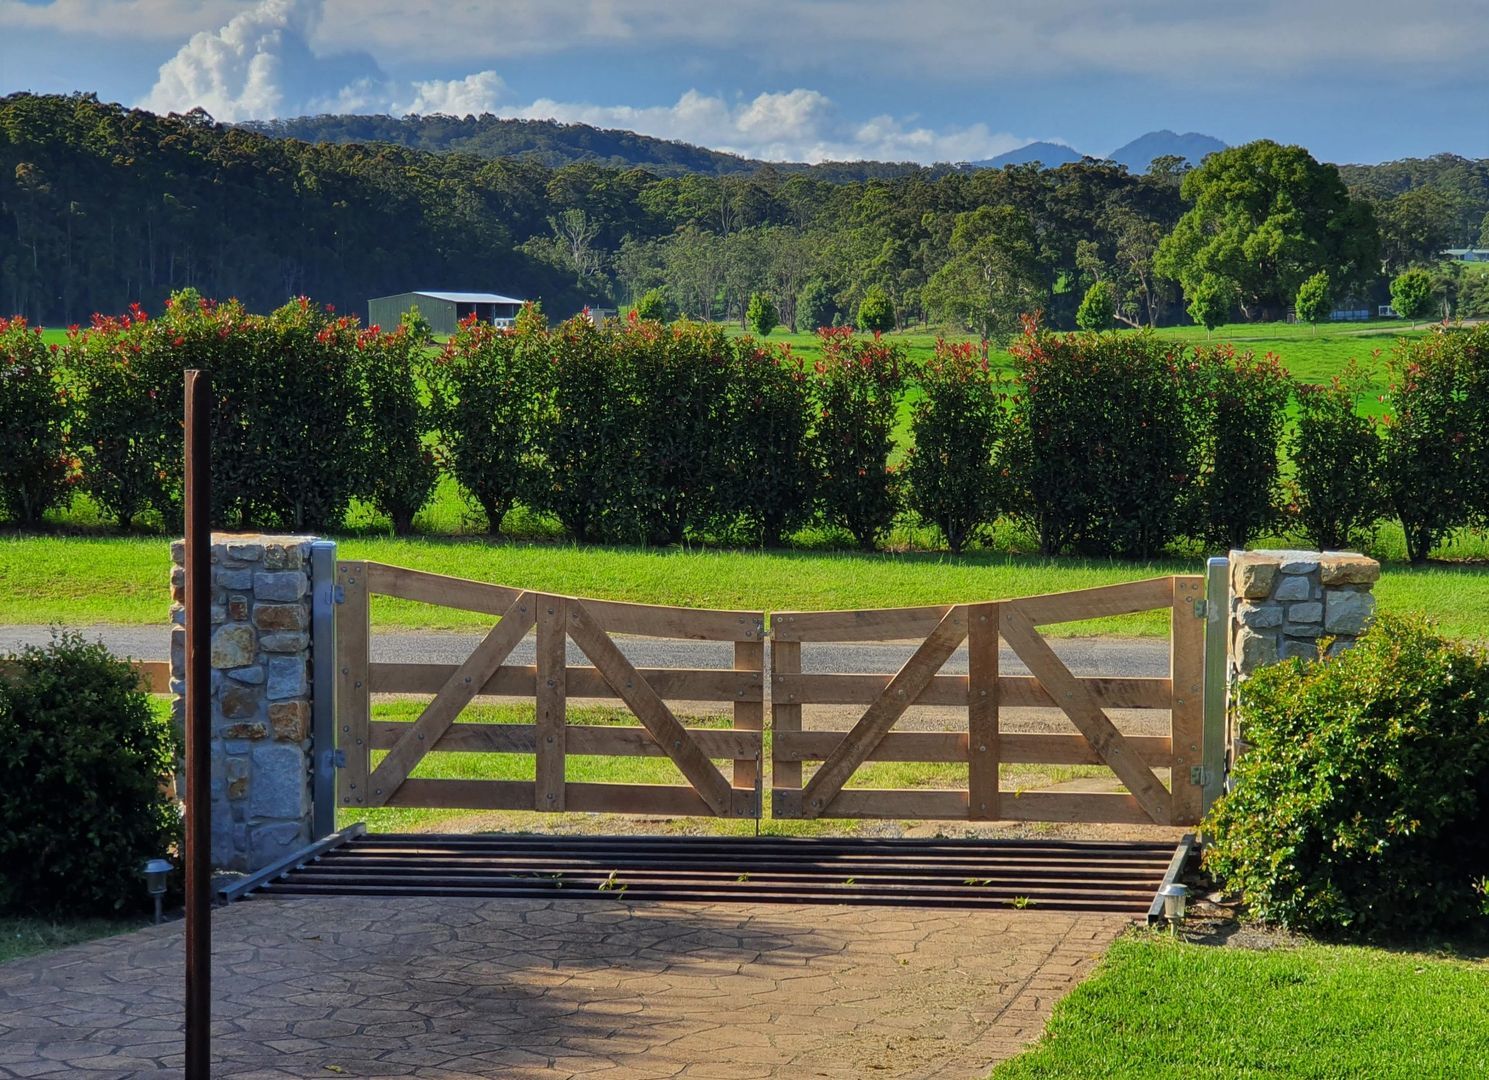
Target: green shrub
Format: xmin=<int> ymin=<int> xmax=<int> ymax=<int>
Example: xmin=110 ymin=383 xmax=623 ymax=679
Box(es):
xmin=1204 ymin=616 xmax=1489 ymax=939
xmin=796 ymin=279 xmax=835 ymax=332
xmin=716 ymin=338 xmax=817 ymax=546
xmin=1075 ymin=281 xmax=1116 ymax=332
xmin=1382 ymin=328 xmax=1485 ymax=562
xmin=430 ymin=305 xmax=548 ymax=533
xmin=1390 ymin=268 xmax=1437 ymax=326
xmin=856 ymin=285 xmax=895 ymax=334
xmin=1006 ymin=324 xmax=1190 ymax=558
xmin=634 ymin=287 xmax=673 ymax=323
xmin=1290 ymin=364 xmax=1385 ymax=550
xmin=0 ymin=316 xmax=73 ymax=525
xmin=0 ymin=633 xmax=179 ymax=917
xmin=746 ymin=292 xmax=778 ymax=337
xmin=1184 ymin=345 xmax=1291 ymax=550
xmin=359 ymin=315 xmax=438 ymax=534
xmin=811 ymin=328 xmax=908 ymax=550
xmin=904 ymin=339 xmax=1007 ymax=553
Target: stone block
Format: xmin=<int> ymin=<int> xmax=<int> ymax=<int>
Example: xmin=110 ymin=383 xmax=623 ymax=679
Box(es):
xmin=1278 ymin=554 xmax=1320 ymax=575
xmin=227 ymin=665 xmax=265 ymax=685
xmin=226 ymin=541 xmax=264 ymax=562
xmin=254 ymin=603 xmax=308 ymax=631
xmin=250 ymin=822 xmax=308 ymax=866
xmin=267 ymin=656 xmax=307 ymax=699
xmin=1274 ymin=575 xmax=1314 ymax=601
xmin=1280 ymin=637 xmax=1320 ymax=661
xmin=260 ymin=631 xmax=310 ymax=653
xmin=170 ymin=539 xmax=186 ymax=565
xmin=1320 ymin=553 xmax=1381 ymax=586
xmin=227 ymin=595 xmax=249 ymax=621
xmin=220 ymin=720 xmax=267 ymax=739
xmin=1325 ymin=589 xmax=1376 ymax=635
xmin=254 ymin=571 xmax=306 ymax=602
xmin=269 ymin=699 xmax=310 ymax=742
xmin=1288 ymin=601 xmax=1323 ymax=623
xmin=1286 ymin=621 xmax=1325 ymax=638
xmin=1234 ymin=626 xmax=1277 ymax=671
xmin=1230 ymin=552 xmax=1279 ymax=599
xmin=219 ymin=685 xmax=261 ymax=719
xmin=249 ymin=742 xmax=310 ymax=818
xmin=227 ymin=775 xmax=248 ymax=800
xmin=211 ymin=604 xmax=227 ymax=625
xmin=225 ymin=757 xmax=249 ymax=782
xmin=1236 ymin=601 xmax=1283 ymax=629
xmin=216 ymin=568 xmax=253 ymax=590
xmin=210 ymin=624 xmax=256 ymax=668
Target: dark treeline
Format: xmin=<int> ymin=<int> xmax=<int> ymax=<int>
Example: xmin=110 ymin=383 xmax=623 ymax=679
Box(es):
xmin=3 ymin=93 xmax=1487 ymax=330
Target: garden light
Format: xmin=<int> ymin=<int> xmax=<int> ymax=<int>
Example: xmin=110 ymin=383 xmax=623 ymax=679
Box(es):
xmin=142 ymin=858 xmax=173 ymax=925
xmin=1158 ymin=883 xmax=1188 ymax=926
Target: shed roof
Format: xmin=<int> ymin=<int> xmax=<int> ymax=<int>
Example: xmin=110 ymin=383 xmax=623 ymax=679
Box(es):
xmin=410 ymin=290 xmax=525 ymax=305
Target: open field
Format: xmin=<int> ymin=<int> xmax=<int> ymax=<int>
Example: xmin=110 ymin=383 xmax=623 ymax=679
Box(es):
xmin=5 ymin=533 xmax=1489 ymax=640
xmin=990 ymin=934 xmax=1489 ymax=1077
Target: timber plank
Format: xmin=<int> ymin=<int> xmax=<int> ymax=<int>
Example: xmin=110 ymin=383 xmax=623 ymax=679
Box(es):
xmin=367 ymin=593 xmax=535 ymax=804
xmin=769 ymin=672 xmax=1170 ymax=709
xmin=369 ymin=721 xmax=761 ymax=759
xmin=370 ymin=662 xmax=762 ymax=702
xmin=336 ymin=561 xmax=371 ymax=808
xmin=772 ymin=731 xmax=1171 ymax=766
xmin=1169 ymin=575 xmax=1205 ymax=825
xmin=1011 ymin=577 xmax=1176 ymax=626
xmin=771 ymin=640 xmax=803 ymax=791
xmin=733 ymin=639 xmax=764 ymax=793
xmin=1000 ymin=603 xmax=1170 ymax=824
xmin=364 ymin=563 xmax=521 ymax=614
xmin=771 ymin=605 xmax=955 ymax=642
xmin=535 ymin=597 xmax=567 ymax=811
xmin=968 ymin=602 xmax=999 ymax=821
xmin=579 ymin=598 xmax=763 ymax=641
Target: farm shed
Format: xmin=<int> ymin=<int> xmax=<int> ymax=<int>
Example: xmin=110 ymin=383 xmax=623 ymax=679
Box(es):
xmin=368 ymin=291 xmax=524 ymax=336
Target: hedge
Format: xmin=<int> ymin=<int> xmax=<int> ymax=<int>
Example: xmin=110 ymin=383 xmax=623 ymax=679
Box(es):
xmin=20 ymin=293 xmax=1489 ymax=560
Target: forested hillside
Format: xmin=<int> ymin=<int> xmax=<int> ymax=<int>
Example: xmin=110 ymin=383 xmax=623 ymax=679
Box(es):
xmin=3 ymin=93 xmax=1485 ymax=329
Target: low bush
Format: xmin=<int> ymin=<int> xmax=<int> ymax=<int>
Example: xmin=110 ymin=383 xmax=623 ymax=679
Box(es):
xmin=810 ymin=328 xmax=908 ymax=550
xmin=1291 ymin=364 xmax=1385 ymax=550
xmin=1006 ymin=324 xmax=1190 ymax=559
xmin=1184 ymin=345 xmax=1291 ymax=551
xmin=0 ymin=633 xmax=179 ymax=917
xmin=1204 ymin=615 xmax=1489 ymax=939
xmin=358 ymin=314 xmax=439 ymax=534
xmin=904 ymin=339 xmax=1007 ymax=553
xmin=0 ymin=316 xmax=73 ymax=525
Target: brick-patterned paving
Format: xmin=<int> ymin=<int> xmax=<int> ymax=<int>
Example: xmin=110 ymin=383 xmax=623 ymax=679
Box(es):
xmin=0 ymin=897 xmax=1126 ymax=1078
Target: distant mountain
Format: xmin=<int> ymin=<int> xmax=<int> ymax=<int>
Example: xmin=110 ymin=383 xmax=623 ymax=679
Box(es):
xmin=239 ymin=113 xmax=935 ymax=181
xmin=1108 ymin=130 xmax=1227 ymax=172
xmin=969 ymin=141 xmax=1084 ymax=169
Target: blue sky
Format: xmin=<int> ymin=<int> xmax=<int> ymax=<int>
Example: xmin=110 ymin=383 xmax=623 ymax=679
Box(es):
xmin=2 ymin=0 xmax=1487 ymax=164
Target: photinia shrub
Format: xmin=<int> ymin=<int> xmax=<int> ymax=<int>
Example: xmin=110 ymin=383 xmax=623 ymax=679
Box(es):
xmin=1005 ymin=321 xmax=1190 ymax=558
xmin=358 ymin=314 xmax=439 ymax=534
xmin=1290 ymin=363 xmax=1386 ymax=550
xmin=0 ymin=316 xmax=73 ymax=525
xmin=1184 ymin=345 xmax=1292 ymax=550
xmin=430 ymin=304 xmax=549 ymax=533
xmin=1204 ymin=615 xmax=1489 ymax=939
xmin=904 ymin=339 xmax=1007 ymax=553
xmin=810 ymin=328 xmax=909 ymax=550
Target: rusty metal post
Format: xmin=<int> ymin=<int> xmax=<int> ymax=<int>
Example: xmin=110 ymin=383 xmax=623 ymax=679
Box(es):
xmin=183 ymin=370 xmax=212 ymax=1079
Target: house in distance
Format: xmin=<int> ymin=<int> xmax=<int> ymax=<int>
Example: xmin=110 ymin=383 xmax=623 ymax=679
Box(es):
xmin=368 ymin=290 xmax=524 ymax=336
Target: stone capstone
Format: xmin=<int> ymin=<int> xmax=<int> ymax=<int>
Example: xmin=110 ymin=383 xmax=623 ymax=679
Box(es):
xmin=1230 ymin=552 xmax=1278 ymax=599
xmin=1319 ymin=553 xmax=1381 ymax=586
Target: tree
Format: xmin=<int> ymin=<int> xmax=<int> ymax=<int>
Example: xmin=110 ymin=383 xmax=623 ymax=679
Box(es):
xmin=1378 ymin=188 xmax=1455 ymax=273
xmin=1480 ymin=210 xmax=1489 ymax=250
xmin=1294 ymin=271 xmax=1331 ymax=335
xmin=857 ymin=285 xmax=895 ymax=333
xmin=547 ymin=207 xmax=604 ymax=280
xmin=1187 ymin=275 xmax=1232 ymax=333
xmin=634 ymin=287 xmax=672 ymax=322
xmin=1154 ymin=140 xmax=1379 ymax=321
xmin=1075 ymin=281 xmax=1116 ymax=331
xmin=923 ymin=205 xmax=1046 ymax=343
xmin=796 ymin=279 xmax=835 ymax=331
xmin=746 ymin=291 xmax=778 ymax=336
xmin=1391 ymin=268 xmax=1436 ymax=328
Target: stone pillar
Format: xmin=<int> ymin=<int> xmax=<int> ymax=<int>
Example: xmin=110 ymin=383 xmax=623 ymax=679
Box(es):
xmin=171 ymin=534 xmax=317 ymax=871
xmin=1228 ymin=548 xmax=1380 ymax=683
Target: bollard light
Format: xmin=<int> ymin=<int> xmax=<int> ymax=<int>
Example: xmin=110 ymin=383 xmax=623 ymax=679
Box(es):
xmin=1158 ymin=883 xmax=1188 ymax=926
xmin=142 ymin=858 xmax=173 ymax=925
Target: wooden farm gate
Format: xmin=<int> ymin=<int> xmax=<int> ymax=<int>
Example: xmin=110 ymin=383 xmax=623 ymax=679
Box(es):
xmin=770 ymin=576 xmax=1205 ymax=826
xmin=333 ymin=565 xmax=1206 ymax=827
xmin=335 ymin=561 xmax=764 ymax=819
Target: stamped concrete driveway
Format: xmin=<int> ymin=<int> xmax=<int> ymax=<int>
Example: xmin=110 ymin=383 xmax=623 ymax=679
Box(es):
xmin=0 ymin=896 xmax=1126 ymax=1079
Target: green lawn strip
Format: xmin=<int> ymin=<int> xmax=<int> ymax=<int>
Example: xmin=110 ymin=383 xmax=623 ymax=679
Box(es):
xmin=991 ymin=935 xmax=1489 ymax=1079
xmin=4 ymin=534 xmax=1488 ymax=640
xmin=0 ymin=916 xmax=149 ymax=966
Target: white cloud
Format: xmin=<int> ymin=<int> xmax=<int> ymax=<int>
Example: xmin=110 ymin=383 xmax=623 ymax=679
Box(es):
xmin=132 ymin=0 xmax=1036 ymax=162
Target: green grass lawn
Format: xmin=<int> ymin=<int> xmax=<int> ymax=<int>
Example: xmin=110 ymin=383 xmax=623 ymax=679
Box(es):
xmin=5 ymin=532 xmax=1489 ymax=640
xmin=0 ymin=916 xmax=148 ymax=965
xmin=991 ymin=934 xmax=1489 ymax=1078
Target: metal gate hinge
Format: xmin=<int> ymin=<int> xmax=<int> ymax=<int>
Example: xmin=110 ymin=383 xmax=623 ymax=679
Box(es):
xmin=1189 ymin=765 xmax=1212 ymax=786
xmin=332 ymin=585 xmax=346 ymax=604
xmin=1193 ymin=598 xmax=1208 ymax=618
